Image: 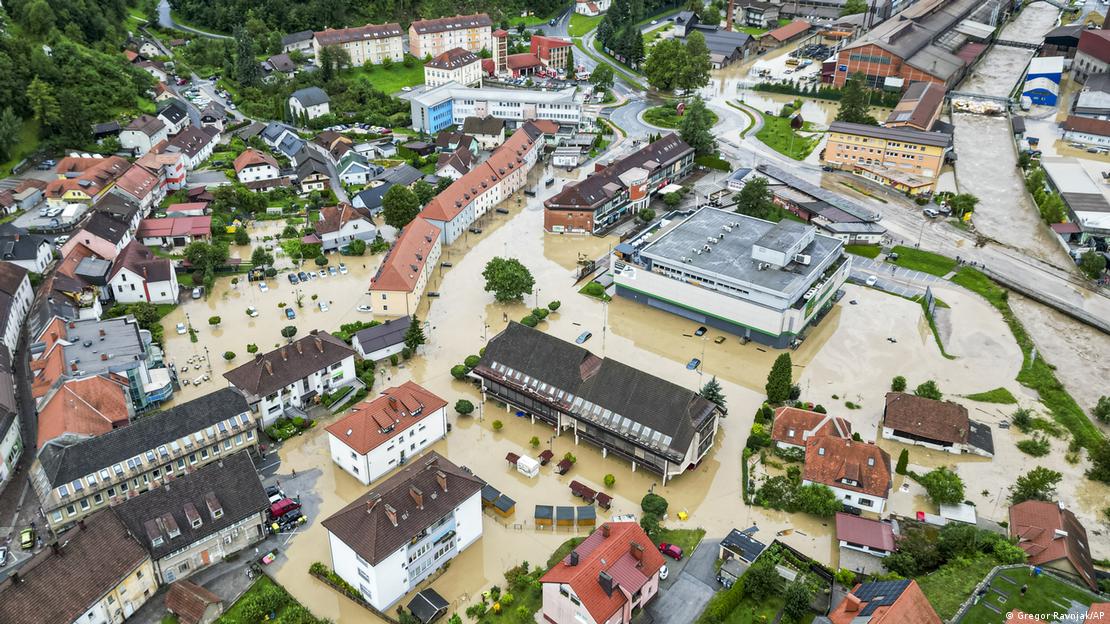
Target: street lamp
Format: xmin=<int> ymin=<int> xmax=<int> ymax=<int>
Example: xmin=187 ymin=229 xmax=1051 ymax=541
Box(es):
xmin=535 ymin=288 xmax=542 ymax=308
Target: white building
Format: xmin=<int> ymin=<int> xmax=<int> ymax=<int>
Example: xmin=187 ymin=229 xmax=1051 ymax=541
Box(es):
xmin=120 ymin=115 xmax=168 ymax=156
xmin=802 ymin=437 xmax=892 ymax=514
xmin=408 ymin=14 xmax=492 ymax=59
xmin=351 ymin=317 xmax=410 ymax=361
xmin=0 ymin=346 xmax=21 ymax=492
xmin=315 ymin=203 xmax=377 ymax=252
xmin=289 ymin=87 xmax=331 ymax=122
xmin=408 ymin=81 xmax=583 ymax=134
xmin=424 ymin=48 xmax=482 ymax=88
xmin=0 ymin=235 xmax=53 ymax=273
xmin=313 ymin=23 xmax=404 ymax=66
xmin=326 ymin=382 xmax=448 ymax=485
xmin=575 ymin=0 xmax=612 ymax=15
xmin=234 ymin=149 xmax=282 ymax=185
xmin=222 ymin=331 xmax=357 ymax=426
xmin=108 ymin=241 xmax=179 ymax=305
xmin=0 ymin=262 xmax=33 ymax=354
xmin=322 ymin=451 xmax=484 ymax=611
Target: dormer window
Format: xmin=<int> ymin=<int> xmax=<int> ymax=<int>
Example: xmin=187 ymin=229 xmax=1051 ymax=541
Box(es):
xmin=818 ymin=448 xmax=826 ymax=456
xmin=867 ymin=457 xmax=875 ymax=467
xmin=59 ymin=484 xmax=69 ymax=497
xmin=787 ymin=429 xmax=796 ymax=438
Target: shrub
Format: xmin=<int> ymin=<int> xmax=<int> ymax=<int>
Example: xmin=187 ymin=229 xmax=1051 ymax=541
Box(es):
xmin=813 ymin=404 xmax=826 ymax=413
xmin=604 ymin=474 xmax=616 ymax=488
xmin=451 ymin=365 xmax=469 ymax=379
xmin=530 ymin=436 xmax=540 ymax=448
xmin=223 ymin=351 xmax=235 ymax=360
xmin=641 ymin=493 xmax=669 ymax=516
xmin=914 ymin=380 xmax=942 ymax=400
xmin=455 ymin=399 xmax=474 ymax=415
xmin=640 ymin=512 xmax=660 ymax=538
xmin=532 ymin=307 xmax=549 ymax=319
xmin=892 ymin=375 xmax=907 ymax=392
xmin=464 ymin=354 xmax=481 ymax=368
xmin=208 ymin=316 xmax=221 ymax=325
xmin=548 ymin=300 xmax=561 ymax=311
xmin=389 ymin=353 xmax=399 ymax=366
xmin=1011 ymin=407 xmax=1033 ymax=430
xmin=834 ymin=568 xmax=856 ymax=587
xmin=247 ymin=343 xmax=258 ymax=353
xmin=492 ymin=420 xmax=504 ymax=431
xmin=583 ymin=282 xmax=605 ymax=297
xmin=896 ymin=449 xmax=909 ymax=474
xmin=1017 ymin=435 xmax=1051 ymax=457
xmin=401 ymin=346 xmax=413 ymax=359
xmin=563 ymin=452 xmax=577 ymax=463
xmin=520 ymin=314 xmax=539 ymax=327
xmin=315 ymin=255 xmax=328 ymax=266
xmin=264 ymin=267 xmax=277 ymax=277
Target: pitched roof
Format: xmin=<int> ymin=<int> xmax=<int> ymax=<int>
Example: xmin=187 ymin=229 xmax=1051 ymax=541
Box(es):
xmin=1009 ymin=500 xmax=1097 ymax=590
xmin=157 ymin=125 xmax=219 ymax=159
xmin=165 ymin=580 xmax=223 ymax=624
xmin=290 ymin=86 xmax=330 ymax=107
xmin=321 ymin=451 xmax=484 ymax=565
xmin=540 ymin=523 xmax=666 ymax=624
xmin=82 ymin=211 xmax=130 ymax=245
xmin=376 ymin=163 xmax=424 ymax=186
xmin=265 ymin=53 xmax=297 ymax=73
xmin=0 ymin=510 xmax=151 ymax=624
xmin=125 ymin=114 xmax=166 ymax=137
xmin=282 ymin=30 xmax=314 ymax=45
xmin=352 ymin=316 xmax=409 ymax=353
xmin=1079 ymin=28 xmax=1110 ymax=65
xmin=46 ymin=156 xmax=129 ymax=199
xmin=765 ymin=19 xmax=810 ymax=42
xmin=828 ymin=580 xmax=941 ymax=624
xmin=721 ymin=528 xmax=767 ymax=562
xmin=370 ymin=217 xmax=441 ymax=293
xmin=137 ymin=216 xmax=213 ymax=239
xmin=829 ymin=121 xmax=952 ymax=148
xmin=883 ymin=392 xmax=969 ymax=444
xmin=223 ymin=331 xmax=355 ymax=397
xmin=1063 ymin=114 xmax=1110 ymax=137
xmin=296 ymin=151 xmax=331 ymax=180
xmin=37 ymin=388 xmax=250 ymax=487
xmin=885 ymin=81 xmax=944 ymax=130
xmin=37 ymin=376 xmax=131 ymax=448
xmin=157 ymin=99 xmax=190 ymax=126
xmin=234 ymin=148 xmax=279 ymax=172
xmin=109 ymin=240 xmax=174 ymax=283
xmin=314 ymin=23 xmax=403 ymax=46
xmin=507 ymin=53 xmax=542 ymax=70
xmin=436 ymin=146 xmax=475 ymax=175
xmin=114 ymin=163 xmax=161 ymax=200
xmin=426 ymin=47 xmax=480 ymax=70
xmin=113 ymin=451 xmax=269 ymax=559
xmin=315 ymin=203 xmax=371 ymax=235
xmin=547 ymin=134 xmax=693 ymax=210
xmin=410 ymin=13 xmax=492 ymax=35
xmin=0 ymin=259 xmax=29 ymax=295
xmin=770 ymin=406 xmax=852 ymax=446
xmin=326 ymin=382 xmax=447 ymax=455
xmin=803 ymin=437 xmax=892 ymax=499
xmin=422 ymin=126 xmax=538 ymax=223
xmin=462 ymin=115 xmax=505 ymax=135
xmin=0 ymin=233 xmax=49 ymax=262
xmin=836 ymin=513 xmax=895 ymax=551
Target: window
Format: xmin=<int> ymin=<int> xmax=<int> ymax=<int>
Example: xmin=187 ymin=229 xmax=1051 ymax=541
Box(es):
xmin=358 ymin=568 xmax=370 ymax=582
xmin=59 ymin=484 xmax=69 ymax=497
xmin=67 ymin=505 xmax=76 ymax=516
xmin=94 ymin=493 xmax=103 ymax=504
xmin=80 ymin=499 xmax=90 ymax=510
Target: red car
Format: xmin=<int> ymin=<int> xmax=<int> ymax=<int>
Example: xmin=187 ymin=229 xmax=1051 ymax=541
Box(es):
xmin=658 ymin=542 xmax=683 ymax=560
xmin=270 ymin=498 xmax=301 ymax=519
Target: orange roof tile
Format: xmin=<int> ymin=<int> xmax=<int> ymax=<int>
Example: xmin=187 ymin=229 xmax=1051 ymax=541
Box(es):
xmin=369 ymin=217 xmax=440 ymax=293
xmin=37 ymin=376 xmax=131 ymax=448
xmin=770 ymin=406 xmax=851 ymax=446
xmin=1009 ymin=500 xmax=1097 ymax=590
xmin=233 ymin=148 xmax=279 ymax=172
xmin=325 ymin=382 xmax=447 ymax=454
xmin=803 ymin=436 xmax=891 ymax=499
xmin=828 ymin=580 xmax=941 ymax=624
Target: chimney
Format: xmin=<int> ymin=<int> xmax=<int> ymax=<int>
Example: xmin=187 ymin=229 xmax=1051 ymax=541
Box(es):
xmin=254 ymin=353 xmax=264 ymax=362
xmin=844 ymin=594 xmax=861 ymax=613
xmin=99 ymin=329 xmax=106 ymax=336
xmin=100 ymin=354 xmax=108 ymax=361
xmin=71 ymin=362 xmax=78 ymax=371
xmin=569 ymin=551 xmax=579 ymax=566
xmin=601 ymin=524 xmax=610 ymax=538
xmin=280 ymin=348 xmax=287 ymax=362
xmin=78 ymin=519 xmax=86 ymax=531
xmin=1054 ymin=529 xmax=1069 ymax=539
xmin=388 ymin=396 xmax=399 ymax=411
xmin=366 ymin=493 xmax=381 ymax=514
xmin=314 ymin=337 xmax=323 ymax=353
xmin=384 ymin=503 xmax=398 ymax=527
xmin=296 ymin=341 xmax=303 ymax=355
xmin=598 ymin=571 xmax=615 ymax=597
xmin=50 ymin=542 xmax=61 ymax=555
xmin=50 ymin=332 xmax=58 ymax=342
xmin=264 ymin=361 xmax=273 ymax=375
xmin=630 ymin=541 xmax=644 ymax=565
xmin=435 ymin=470 xmax=448 ymax=492
xmin=410 ymin=486 xmax=424 ymax=509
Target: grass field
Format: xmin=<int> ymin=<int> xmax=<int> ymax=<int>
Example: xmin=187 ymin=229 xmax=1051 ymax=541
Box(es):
xmin=569 ymin=13 xmax=604 ymax=37
xmin=958 ymin=567 xmax=1101 ymax=624
xmin=546 ymin=537 xmax=587 ymax=569
xmin=216 ymin=575 xmax=322 ymax=624
xmin=656 ymin=527 xmax=705 ymax=556
xmin=844 ymin=244 xmax=881 ymax=258
xmin=917 ymin=555 xmax=998 ymax=620
xmin=349 ymin=56 xmax=425 ymax=94
xmin=0 ymin=118 xmax=40 ymax=175
xmin=755 ymin=112 xmax=820 ymax=160
xmin=643 ymin=104 xmax=719 ymax=129
xmin=889 ymin=245 xmax=958 ymax=276
xmin=964 ymin=387 xmax=1018 ymax=404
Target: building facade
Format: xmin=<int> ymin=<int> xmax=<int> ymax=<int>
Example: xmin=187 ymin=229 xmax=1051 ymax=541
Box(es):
xmin=368 ymin=217 xmax=442 ymax=317
xmin=313 ymin=23 xmax=404 ymax=66
xmin=823 ymin=121 xmax=951 ymax=193
xmin=802 ymin=436 xmax=891 ymax=513
xmin=424 ymin=48 xmax=483 ymax=87
xmin=0 ymin=262 xmax=33 ymax=353
xmin=409 ymin=82 xmax=582 ymax=134
xmin=409 ymin=14 xmax=493 ymax=59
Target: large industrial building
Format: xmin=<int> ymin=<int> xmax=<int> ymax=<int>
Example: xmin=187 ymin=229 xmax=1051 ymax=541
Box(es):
xmin=408 ymin=81 xmax=583 ymax=134
xmin=612 ymin=208 xmax=850 ymax=348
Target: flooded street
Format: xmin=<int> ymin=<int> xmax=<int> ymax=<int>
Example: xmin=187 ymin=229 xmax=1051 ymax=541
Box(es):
xmin=958 ymin=3 xmax=1060 ymax=98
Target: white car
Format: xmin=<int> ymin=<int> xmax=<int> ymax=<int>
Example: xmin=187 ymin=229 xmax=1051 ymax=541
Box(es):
xmin=659 ymin=564 xmax=669 ymax=581
xmin=247 ymin=306 xmax=259 ymax=317
xmin=865 ymin=275 xmax=878 ymax=287
xmin=338 ymin=263 xmax=348 ymax=274
xmin=258 ymin=282 xmax=269 ymax=292
xmin=318 ymin=301 xmax=329 ymax=312
xmin=357 ymin=305 xmax=372 ymax=313
xmin=651 ymin=19 xmax=658 ymax=24
xmin=401 ymin=86 xmax=413 ymax=92
xmin=176 ymin=323 xmax=187 ymax=335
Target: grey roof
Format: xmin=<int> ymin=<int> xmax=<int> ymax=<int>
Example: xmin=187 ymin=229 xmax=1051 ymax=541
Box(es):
xmin=223 ymin=331 xmax=354 ymax=397
xmin=755 ymin=218 xmax=810 ymax=252
xmin=1075 ymin=73 xmax=1110 ymax=115
xmin=354 ymin=182 xmax=394 ymax=212
xmin=37 ymin=388 xmax=250 ymax=487
xmin=476 ymin=322 xmax=718 ymax=460
xmin=53 ymin=316 xmax=146 ymax=380
xmin=851 ymin=580 xmax=913 ymax=616
xmin=112 ymin=451 xmax=268 ymax=559
xmin=96 ymin=193 xmax=141 ymax=225
xmin=688 ymin=27 xmax=752 ymax=59
xmin=296 ymin=151 xmax=330 ymax=180
xmin=375 ymin=163 xmax=423 ymax=186
xmin=639 ymin=208 xmax=843 ymax=295
xmin=157 ymin=99 xmax=189 ymax=126
xmin=281 ymin=30 xmax=313 ymax=46
xmin=674 ymin=10 xmax=697 ymax=25
xmin=353 ymin=316 xmax=410 ymax=354
xmin=722 ymin=528 xmax=767 ymax=562
xmin=82 ymin=212 xmax=130 ymax=244
xmin=290 ymin=86 xmax=330 ymax=107
xmin=261 ymin=121 xmax=295 ymax=144
xmin=0 ymin=234 xmax=49 ymax=262
xmin=757 ymin=164 xmax=881 ymax=223
xmin=829 ymin=121 xmax=952 ymax=148
xmin=408 ymin=589 xmax=450 ymax=624
xmin=967 ymin=419 xmax=994 ymax=455
xmin=462 ymin=116 xmax=506 ymax=135
xmin=547 ymin=134 xmax=693 ymax=211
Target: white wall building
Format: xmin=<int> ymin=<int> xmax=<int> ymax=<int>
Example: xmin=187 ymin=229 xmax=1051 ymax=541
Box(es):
xmin=424 ymin=48 xmax=483 ymax=88
xmin=313 ymin=23 xmax=404 ymax=66
xmin=108 ymin=241 xmax=179 ymax=305
xmin=408 ymin=81 xmax=583 ymax=134
xmin=0 ymin=263 xmax=33 ymax=354
xmin=289 ymin=87 xmax=331 ymax=121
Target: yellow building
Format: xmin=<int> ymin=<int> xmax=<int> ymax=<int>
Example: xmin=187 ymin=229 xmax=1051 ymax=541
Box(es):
xmin=409 ymin=13 xmax=493 ymax=59
xmin=823 ymin=121 xmax=951 ymax=194
xmin=312 ymin=23 xmax=404 ymax=66
xmin=369 ymin=216 xmax=442 ymax=317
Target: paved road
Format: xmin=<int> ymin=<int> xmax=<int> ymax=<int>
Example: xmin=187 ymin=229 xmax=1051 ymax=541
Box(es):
xmin=646 ymin=539 xmax=720 ymax=624
xmin=157 ymin=0 xmax=232 ymax=40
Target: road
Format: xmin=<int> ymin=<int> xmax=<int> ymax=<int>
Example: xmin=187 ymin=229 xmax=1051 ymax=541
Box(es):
xmin=157 ymin=0 xmax=231 ymax=40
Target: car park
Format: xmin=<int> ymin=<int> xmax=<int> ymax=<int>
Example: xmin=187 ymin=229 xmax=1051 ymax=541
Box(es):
xmin=658 ymin=542 xmax=683 ymax=560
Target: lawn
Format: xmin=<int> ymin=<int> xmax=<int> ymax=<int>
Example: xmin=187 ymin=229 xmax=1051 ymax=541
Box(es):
xmin=958 ymin=567 xmax=1101 ymax=624
xmin=917 ymin=554 xmax=999 ymax=620
xmin=546 ymin=537 xmax=587 ymax=569
xmin=964 ymin=387 xmax=1018 ymax=404
xmin=0 ymin=118 xmax=40 ymax=175
xmin=216 ymin=575 xmax=325 ymax=624
xmin=889 ymin=245 xmax=957 ymax=276
xmin=569 ymin=13 xmax=604 ymax=37
xmin=643 ymin=104 xmax=719 ymax=129
xmin=348 ymin=57 xmax=425 ymax=94
xmin=722 ymin=595 xmax=785 ymax=624
xmin=755 ymin=113 xmax=820 ymax=160
xmin=844 ymin=244 xmax=881 ymax=258
xmin=656 ymin=527 xmax=705 ymax=556
xmin=579 ymin=281 xmax=612 ymax=301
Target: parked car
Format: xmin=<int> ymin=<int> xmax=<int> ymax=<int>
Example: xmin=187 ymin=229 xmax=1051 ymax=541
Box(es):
xmin=285 ymin=307 xmax=296 ymax=320
xmin=923 ymin=208 xmax=940 ymax=218
xmin=659 ymin=564 xmax=669 ymax=580
xmin=269 ymin=498 xmax=301 ymax=519
xmin=576 ymin=331 xmax=592 ymax=344
xmin=20 ymin=527 xmax=35 ymax=550
xmin=694 ymin=326 xmax=707 ymax=336
xmin=176 ymin=322 xmax=187 ymax=335
xmin=191 ymin=287 xmax=202 ymax=299
xmin=357 ymin=305 xmax=372 ymax=313
xmin=258 ymin=281 xmax=269 ymax=292
xmin=247 ymin=306 xmax=259 ymax=317
xmin=865 ymin=275 xmax=878 ymax=287
xmin=686 ymin=358 xmax=701 ymax=370
xmin=54 ymin=235 xmax=70 ymax=246
xmin=298 ymin=271 xmax=309 ymax=281
xmin=288 ymin=273 xmax=299 ymax=284
xmin=658 ymin=542 xmax=683 ymax=560
xmin=328 ymin=266 xmax=337 ymax=275
xmin=319 ymin=269 xmax=328 ymax=278
xmin=318 ymin=301 xmax=329 ymax=312
xmin=841 ymin=503 xmax=862 ymax=516
xmin=338 ymin=263 xmax=348 ymax=274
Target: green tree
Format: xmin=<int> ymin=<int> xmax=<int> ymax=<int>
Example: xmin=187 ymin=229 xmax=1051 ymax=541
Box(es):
xmin=678 ymin=31 xmax=712 ymax=93
xmin=639 ymin=512 xmax=660 ymax=538
xmin=919 ymin=467 xmax=965 ymax=505
xmin=382 ymin=185 xmax=421 ymax=229
xmin=914 ymin=380 xmax=942 ymax=400
xmin=641 ymin=493 xmax=669 ymax=516
xmin=1094 ymin=396 xmax=1110 ymax=424
xmin=22 ymin=0 xmax=56 ymax=37
xmin=735 ymin=176 xmax=776 ymax=219
xmin=482 ymin=257 xmax=535 ymax=303
xmin=643 ymin=38 xmax=683 ymax=92
xmin=664 ymin=191 xmax=682 ymax=208
xmin=840 ymin=0 xmax=868 ymax=15
xmin=251 ymin=246 xmax=274 ymax=267
xmin=891 ymin=375 xmax=907 ymax=392
xmin=281 ymin=325 xmax=298 ymax=339
xmin=404 ymin=316 xmax=426 ymax=352
xmin=566 ymin=48 xmax=575 ymax=76
xmin=345 ymin=239 xmax=366 ymax=255
xmin=743 ymin=557 xmax=781 ymax=599
xmin=1009 ymin=466 xmax=1062 ymax=504
xmin=589 ymin=64 xmax=615 ymax=91
xmin=700 ymin=376 xmax=726 ymax=409
xmin=0 ymin=108 xmax=21 ymax=161
xmin=835 ymin=73 xmax=878 ymax=126
xmin=895 ymin=449 xmax=909 ymax=474
xmin=604 ymin=474 xmax=616 ymax=487
xmin=1086 ymin=440 xmax=1110 ymax=483
xmin=26 ymin=77 xmax=60 ymax=127
xmin=678 ymin=96 xmax=716 ymax=156
xmin=234 ymin=26 xmax=262 ymax=87
xmin=782 ymin=576 xmax=815 ymax=623
xmin=530 ymin=436 xmax=540 ymax=447
xmin=413 ymin=179 xmax=436 ymax=205
xmin=1079 ymin=250 xmax=1107 ymax=279
xmin=795 ymin=483 xmax=842 ymax=517
xmin=949 ymin=193 xmax=979 ymax=218
xmin=455 ymin=399 xmax=474 ymax=415
xmin=319 ymin=45 xmax=335 ymax=82
xmin=699 ymin=7 xmax=721 ymax=25
xmin=638 ymin=207 xmax=655 ymax=223
xmin=765 ymin=353 xmax=793 ymax=403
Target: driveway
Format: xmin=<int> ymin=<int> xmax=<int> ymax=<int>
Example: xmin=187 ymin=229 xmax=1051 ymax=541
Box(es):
xmin=646 ymin=538 xmax=720 ymax=624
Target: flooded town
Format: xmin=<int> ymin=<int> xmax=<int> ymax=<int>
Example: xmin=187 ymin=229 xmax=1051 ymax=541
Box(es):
xmin=0 ymin=1 xmax=1109 ymax=624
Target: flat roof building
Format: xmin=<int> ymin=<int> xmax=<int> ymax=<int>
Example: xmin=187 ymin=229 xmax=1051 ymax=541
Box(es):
xmin=408 ymin=81 xmax=582 ymax=134
xmin=612 ymin=208 xmax=850 ymax=348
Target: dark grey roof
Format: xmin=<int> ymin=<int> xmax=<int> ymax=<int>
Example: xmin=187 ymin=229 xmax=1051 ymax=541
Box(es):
xmin=829 ymin=121 xmax=952 ymax=148
xmin=722 ymin=528 xmax=767 ymax=562
xmin=281 ymin=30 xmax=313 ymax=46
xmin=82 ymin=212 xmax=130 ymax=244
xmin=689 ymin=27 xmax=752 ymax=59
xmin=375 ymin=164 xmax=423 ymax=186
xmin=0 ymin=260 xmax=28 ymax=295
xmin=354 ymin=182 xmax=394 ymax=212
xmin=290 ymin=86 xmax=330 ymax=107
xmin=223 ymin=331 xmax=354 ymax=397
xmin=462 ymin=116 xmax=505 ymax=136
xmin=157 ymin=99 xmax=189 ymax=126
xmin=0 ymin=234 xmax=49 ymax=262
xmin=967 ymin=419 xmax=994 ymax=455
xmin=37 ymin=389 xmax=250 ymax=487
xmin=547 ymin=134 xmax=693 ymax=210
xmin=674 ymin=10 xmax=698 ymax=25
xmin=760 ymin=164 xmax=881 ymax=222
xmin=852 ymin=580 xmax=912 ymax=616
xmin=96 ymin=193 xmax=141 ymax=224
xmin=296 ymin=152 xmax=331 ymax=180
xmin=112 ymin=451 xmax=269 ymax=559
xmin=408 ymin=589 xmax=450 ymax=624
xmin=354 ymin=316 xmax=409 ymax=354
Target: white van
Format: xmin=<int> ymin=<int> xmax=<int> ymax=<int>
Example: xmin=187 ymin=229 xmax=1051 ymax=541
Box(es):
xmin=516 ymin=455 xmax=541 ymax=478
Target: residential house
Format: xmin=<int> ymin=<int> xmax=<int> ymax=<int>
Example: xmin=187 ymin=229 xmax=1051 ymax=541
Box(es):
xmin=155 ymin=125 xmax=221 ymax=170
xmin=223 ymin=331 xmax=357 ymax=426
xmin=322 ymin=451 xmax=484 ymax=610
xmin=263 ymin=53 xmax=297 ymax=75
xmin=289 ymin=87 xmax=331 ymax=121
xmin=0 ymin=346 xmax=22 ymax=492
xmin=166 ymin=202 xmax=209 ymax=216
xmin=882 ymin=392 xmax=994 ymax=456
xmin=260 ymin=122 xmax=306 ymax=161
xmin=113 ymin=163 xmax=165 ymax=213
xmin=719 ymin=528 xmax=768 ymax=564
xmin=1010 ymin=500 xmax=1098 ymax=590
xmin=353 ymin=180 xmax=394 ymax=215
xmin=96 ymin=193 xmax=144 ymax=236
xmin=673 ymin=11 xmax=700 ymax=37
xmin=136 ymin=60 xmax=170 ymax=83
xmin=681 ymin=25 xmax=756 ymax=68
xmin=408 ymin=13 xmax=493 ymax=59
xmin=424 ymin=47 xmax=482 ymax=88
xmin=338 ymin=151 xmax=375 ymax=185
xmin=157 ymin=99 xmax=191 ymax=135
xmin=312 ymin=130 xmax=354 ymax=164
xmin=234 ymin=149 xmax=283 ymax=188
xmin=199 ymin=103 xmax=226 ymax=132
xmin=36 ymin=375 xmax=133 ymax=449
xmin=165 ymin=581 xmax=224 ymax=624
xmin=326 ymin=382 xmax=448 ymax=485
xmin=0 ymin=509 xmax=158 ymax=624
xmin=62 ymin=212 xmax=132 ymax=260
xmin=0 ymin=234 xmax=53 ymax=273
xmin=30 ymin=388 xmax=257 ymax=530
xmin=434 ymin=131 xmax=476 ymax=154
xmin=0 ymin=179 xmax=46 ymax=214
xmin=113 ymin=451 xmax=270 ymax=584
xmin=823 ymin=122 xmax=952 ymax=194
xmin=376 ymin=163 xmax=424 ymax=187
xmin=46 ymin=156 xmax=130 ymax=208
xmin=1074 ymin=28 xmax=1110 ymax=83
xmin=0 ymin=262 xmax=33 ymax=354
xmin=473 ymin=322 xmax=721 ymax=483
xmin=312 ymin=23 xmax=404 ymax=66
xmin=462 ymin=116 xmax=506 ymax=150
xmin=121 ymin=114 xmax=169 ymax=155
xmin=137 ymin=216 xmax=212 ymax=248
xmin=154 ymin=82 xmax=177 ymax=102
xmin=352 ymin=316 xmax=410 ymax=360
xmin=368 ymin=217 xmax=442 ymax=317
xmin=435 ymin=146 xmax=476 ymax=180
xmin=540 ymin=522 xmax=665 ymax=624
xmin=282 ymin=30 xmax=314 ymax=54
xmin=315 ymin=203 xmax=377 ymax=252
xmin=770 ymin=406 xmax=852 ymax=450
xmin=802 ymin=437 xmax=892 ymax=513
xmin=296 ymin=151 xmax=332 ymax=193
xmin=827 ymin=580 xmax=942 ymax=624
xmin=575 ymin=0 xmax=612 ymax=16
xmin=137 ymin=151 xmax=188 ymax=191
xmin=1063 ymin=115 xmax=1110 ymax=148
xmin=735 ymin=1 xmax=781 ymax=28
xmin=884 ymin=81 xmax=945 ymax=131
xmin=531 ymin=35 xmax=573 ymax=70
xmin=836 ymin=512 xmax=896 ymax=575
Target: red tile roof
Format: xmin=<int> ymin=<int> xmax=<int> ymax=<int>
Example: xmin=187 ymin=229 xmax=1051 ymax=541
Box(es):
xmin=883 ymin=392 xmax=969 ymax=445
xmin=113 ymin=163 xmax=161 ymax=201
xmin=234 ymin=148 xmax=279 ymax=172
xmin=426 ymin=47 xmax=480 ymax=70
xmin=835 ymin=512 xmax=895 ymax=552
xmin=1079 ymin=29 xmax=1110 ymax=65
xmin=1063 ymin=114 xmax=1110 ymax=137
xmin=1009 ymin=500 xmax=1097 ymax=590
xmin=37 ymin=376 xmax=131 ymax=449
xmin=46 ymin=157 xmax=129 ymax=200
xmin=109 ymin=240 xmax=174 ymax=283
xmin=507 ymin=53 xmax=543 ymax=70
xmin=770 ymin=406 xmax=851 ymax=446
xmin=421 ymin=126 xmax=538 ymax=223
xmin=369 ymin=217 xmax=440 ymax=293
xmin=803 ymin=437 xmax=892 ymax=499
xmin=410 ymin=13 xmax=492 ymax=35
xmin=765 ymin=19 xmax=811 ymax=42
xmin=137 ymin=216 xmax=212 ymax=239
xmin=166 ymin=202 xmax=209 ymax=214
xmin=326 ymin=382 xmax=447 ymax=454
xmin=828 ymin=580 xmax=941 ymax=624
xmin=541 ymin=523 xmax=665 ymax=624
xmin=315 ymin=203 xmax=371 ymax=236
xmin=164 ymin=580 xmax=223 ymax=624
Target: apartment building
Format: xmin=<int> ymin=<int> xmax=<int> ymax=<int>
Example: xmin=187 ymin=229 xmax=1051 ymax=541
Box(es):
xmin=30 ymin=388 xmax=257 ymax=530
xmin=313 ymin=23 xmax=404 ymax=66
xmin=368 ymin=217 xmax=442 ymax=317
xmin=409 ymin=14 xmax=493 ymax=59
xmin=823 ymin=121 xmax=951 ymax=194
xmin=424 ymin=47 xmax=482 ymax=88
xmin=0 ymin=261 xmax=33 ymax=354
xmin=409 ymin=81 xmax=582 ymax=134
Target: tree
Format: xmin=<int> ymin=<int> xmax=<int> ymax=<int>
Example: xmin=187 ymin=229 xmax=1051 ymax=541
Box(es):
xmin=413 ymin=179 xmax=436 ymax=205
xmin=1086 ymin=440 xmax=1110 ymax=483
xmin=404 ymin=316 xmax=426 ymax=352
xmin=344 ymin=239 xmax=366 ymax=255
xmin=743 ymin=557 xmax=781 ymax=599
xmin=700 ymin=376 xmax=726 ymax=409
xmin=1079 ymin=250 xmax=1107 ymax=280
xmin=914 ymin=380 xmax=942 ymax=400
xmin=1095 ymin=396 xmax=1110 ymax=424
xmin=455 ymin=399 xmax=474 ymax=415
xmin=639 ymin=512 xmax=660 ymax=538
xmin=492 ymin=420 xmax=504 ymax=431
xmin=643 ymin=39 xmax=683 ymax=92
xmin=319 ymin=45 xmax=336 ymax=82
xmin=678 ymin=31 xmax=712 ymax=93
xmin=530 ymin=436 xmax=540 ymax=448
xmin=281 ymin=325 xmax=298 ymax=339
xmin=638 ymin=207 xmax=655 ymax=223
xmin=251 ymin=246 xmax=274 ymax=267
xmin=482 ymin=257 xmax=535 ymax=303
xmin=26 ymin=78 xmax=60 ymax=127
xmin=22 ymin=0 xmax=56 ymax=37
xmin=678 ymin=96 xmax=716 ymax=156
xmin=895 ymin=449 xmax=909 ymax=475
xmin=234 ymin=26 xmax=262 ymax=87
xmin=566 ymin=48 xmax=576 ymax=76
xmin=382 ymin=185 xmax=421 ymax=229
xmin=664 ymin=191 xmax=682 ymax=208
xmin=1009 ymin=467 xmax=1062 ymax=504
xmin=765 ymin=353 xmax=793 ymax=403
xmin=840 ymin=0 xmax=868 ymax=15
xmin=641 ymin=493 xmax=669 ymax=516
xmin=223 ymin=351 xmax=236 ymax=361
xmin=835 ymin=73 xmax=878 ymax=126
xmin=796 ymin=484 xmax=842 ymax=516
xmin=782 ymin=576 xmax=815 ymax=623
xmin=891 ymin=375 xmax=907 ymax=392
xmin=208 ymin=316 xmax=221 ymax=326
xmin=735 ymin=176 xmax=776 ymax=219
xmin=0 ymin=108 xmax=21 ymax=161
xmin=949 ymin=193 xmax=979 ymax=219
xmin=919 ymin=467 xmax=965 ymax=505
xmin=589 ymin=64 xmax=615 ymax=91
xmin=882 ymin=527 xmax=942 ymax=577
xmin=699 ymin=7 xmax=721 ymax=26
xmin=604 ymin=474 xmax=616 ymax=487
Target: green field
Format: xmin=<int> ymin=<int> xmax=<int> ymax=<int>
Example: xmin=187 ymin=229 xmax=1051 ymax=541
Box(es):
xmin=844 ymin=244 xmax=881 ymax=258
xmin=216 ymin=575 xmax=325 ymax=624
xmin=0 ymin=119 xmax=40 ymax=175
xmin=755 ymin=112 xmax=820 ymax=160
xmin=349 ymin=56 xmax=425 ymax=94
xmin=656 ymin=527 xmax=705 ymax=555
xmin=569 ymin=13 xmax=604 ymax=37
xmin=889 ymin=245 xmax=958 ymax=276
xmin=958 ymin=568 xmax=1101 ymax=624
xmin=964 ymin=387 xmax=1018 ymax=404
xmin=643 ymin=104 xmax=719 ymax=129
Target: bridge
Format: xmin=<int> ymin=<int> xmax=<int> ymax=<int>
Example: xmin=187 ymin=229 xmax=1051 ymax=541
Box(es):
xmin=994 ymin=39 xmax=1041 ymax=50
xmin=946 ymin=90 xmax=1013 ymax=104
xmin=1029 ymin=0 xmax=1069 ymax=9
